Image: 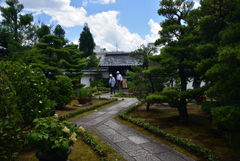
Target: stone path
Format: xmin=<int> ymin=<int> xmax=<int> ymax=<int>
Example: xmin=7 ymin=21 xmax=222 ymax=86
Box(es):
xmin=73 ymin=93 xmax=195 ymax=161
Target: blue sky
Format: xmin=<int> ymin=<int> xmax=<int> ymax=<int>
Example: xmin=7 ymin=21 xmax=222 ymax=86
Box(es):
xmin=0 ymin=0 xmax=201 ymax=51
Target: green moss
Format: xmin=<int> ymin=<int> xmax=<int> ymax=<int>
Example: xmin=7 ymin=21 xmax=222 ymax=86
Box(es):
xmin=114 ymin=103 xmax=240 ymax=161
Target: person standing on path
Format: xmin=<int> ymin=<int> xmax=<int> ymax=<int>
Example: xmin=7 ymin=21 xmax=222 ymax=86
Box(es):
xmin=116 ymin=71 xmax=123 ymax=93
xmin=109 ymin=74 xmax=116 ymax=94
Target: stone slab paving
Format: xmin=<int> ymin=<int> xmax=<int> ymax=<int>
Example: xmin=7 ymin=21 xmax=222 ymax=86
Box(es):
xmin=73 ymin=93 xmax=195 ymax=161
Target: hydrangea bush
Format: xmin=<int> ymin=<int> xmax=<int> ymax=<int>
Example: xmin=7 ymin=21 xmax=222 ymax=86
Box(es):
xmin=24 ymin=117 xmax=82 ymax=157
xmin=0 ymin=62 xmax=55 ymax=126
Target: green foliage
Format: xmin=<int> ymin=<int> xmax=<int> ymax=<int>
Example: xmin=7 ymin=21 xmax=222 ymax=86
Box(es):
xmin=0 ymin=0 xmax=33 ymax=42
xmin=146 ymin=89 xmax=180 ymax=107
xmin=79 ymin=23 xmax=95 ymax=58
xmin=119 ymin=102 xmax=219 ymax=161
xmin=154 ymin=0 xmax=202 ymax=122
xmin=127 ymin=81 xmax=134 ymax=88
xmin=90 ymin=86 xmax=98 ymax=93
xmin=24 ymin=117 xmax=79 ymax=157
xmin=53 ymin=24 xmax=68 ymax=45
xmin=0 ymin=70 xmax=23 ymax=161
xmin=26 ymin=35 xmax=64 ymax=80
xmin=77 ymin=88 xmax=89 ymax=99
xmin=60 ymin=44 xmax=87 ymax=89
xmin=201 ymin=101 xmax=227 ymax=113
xmin=91 ymin=78 xmax=108 ymax=88
xmin=35 ymin=23 xmax=51 ymax=41
xmin=211 ymin=105 xmax=240 ymax=148
xmin=0 ymin=62 xmax=54 ymax=126
xmin=49 ymin=75 xmax=73 ymax=110
xmin=86 ymin=52 xmax=100 ymax=69
xmin=96 ymin=87 xmax=108 ymax=92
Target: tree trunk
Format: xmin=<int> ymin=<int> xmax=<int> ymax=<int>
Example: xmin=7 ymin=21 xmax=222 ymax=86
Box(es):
xmin=146 ymin=103 xmax=150 ymax=112
xmin=178 ymin=60 xmax=189 ymax=122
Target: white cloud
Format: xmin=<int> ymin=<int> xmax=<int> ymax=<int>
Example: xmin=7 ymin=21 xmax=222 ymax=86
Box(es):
xmin=144 ymin=19 xmax=161 ymax=44
xmin=18 ymin=0 xmax=161 ymax=51
xmin=193 ymin=0 xmax=201 ymax=9
xmin=91 ymin=0 xmax=115 ymax=4
xmin=82 ymin=1 xmax=88 ymax=7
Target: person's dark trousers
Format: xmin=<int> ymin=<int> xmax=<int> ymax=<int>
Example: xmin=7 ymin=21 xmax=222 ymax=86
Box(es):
xmin=116 ymin=80 xmax=122 ymax=92
xmin=110 ymin=87 xmax=115 ymax=94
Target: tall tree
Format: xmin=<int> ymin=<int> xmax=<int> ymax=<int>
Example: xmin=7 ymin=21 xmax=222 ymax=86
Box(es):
xmin=0 ymin=0 xmax=33 ymax=43
xmin=79 ymin=23 xmax=96 ymax=58
xmin=154 ymin=0 xmax=201 ymax=122
xmin=53 ymin=24 xmax=69 ymax=46
xmin=26 ymin=35 xmax=66 ymax=80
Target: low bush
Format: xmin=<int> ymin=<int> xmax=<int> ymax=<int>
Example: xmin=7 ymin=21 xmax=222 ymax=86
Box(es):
xmin=201 ymin=101 xmax=228 ymax=113
xmin=77 ymin=88 xmax=89 ymax=99
xmin=211 ymin=105 xmax=240 ymax=148
xmin=97 ymin=87 xmax=108 ymax=91
xmin=127 ymin=82 xmax=134 ymax=88
xmin=91 ymin=78 xmax=108 ymax=88
xmin=49 ymin=75 xmax=73 ymax=110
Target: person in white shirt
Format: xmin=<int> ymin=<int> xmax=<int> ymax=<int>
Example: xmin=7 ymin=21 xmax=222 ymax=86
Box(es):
xmin=109 ymin=74 xmax=116 ymax=94
xmin=116 ymin=71 xmax=123 ymax=92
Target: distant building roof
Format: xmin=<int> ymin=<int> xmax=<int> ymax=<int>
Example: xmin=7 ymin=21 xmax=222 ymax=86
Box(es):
xmin=82 ymin=67 xmax=108 ymax=75
xmin=98 ymin=52 xmax=142 ymax=67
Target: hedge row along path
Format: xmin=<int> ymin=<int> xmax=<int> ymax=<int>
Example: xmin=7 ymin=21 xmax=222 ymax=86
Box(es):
xmin=73 ymin=93 xmax=194 ymax=161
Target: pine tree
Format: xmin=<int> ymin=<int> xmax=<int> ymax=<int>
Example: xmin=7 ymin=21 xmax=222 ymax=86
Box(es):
xmin=154 ymin=0 xmax=201 ymax=122
xmin=53 ymin=24 xmax=69 ymax=46
xmin=79 ymin=23 xmax=96 ymax=58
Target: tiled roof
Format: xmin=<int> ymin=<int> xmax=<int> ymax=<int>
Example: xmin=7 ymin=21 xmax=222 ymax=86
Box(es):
xmin=98 ymin=53 xmax=142 ymax=67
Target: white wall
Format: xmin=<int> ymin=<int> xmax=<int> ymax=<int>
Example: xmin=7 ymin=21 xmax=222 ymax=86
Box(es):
xmin=81 ymin=75 xmax=97 ymax=88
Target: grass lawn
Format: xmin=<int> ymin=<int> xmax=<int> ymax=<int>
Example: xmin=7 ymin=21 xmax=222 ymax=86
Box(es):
xmin=114 ymin=103 xmax=240 ymax=161
xmin=18 ymin=99 xmax=126 ymax=161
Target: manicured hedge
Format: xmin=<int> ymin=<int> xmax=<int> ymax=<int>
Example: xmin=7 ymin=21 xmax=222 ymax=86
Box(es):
xmin=58 ymin=98 xmax=118 ymax=121
xmin=119 ymin=102 xmax=219 ymax=161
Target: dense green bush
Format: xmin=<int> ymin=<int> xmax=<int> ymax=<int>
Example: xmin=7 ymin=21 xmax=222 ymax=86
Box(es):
xmin=0 ymin=71 xmax=23 ymax=161
xmin=211 ymin=105 xmax=240 ymax=148
xmin=0 ymin=62 xmax=54 ymax=126
xmin=146 ymin=88 xmax=180 ymax=107
xmin=201 ymin=101 xmax=228 ymax=113
xmin=91 ymin=78 xmax=108 ymax=87
xmin=49 ymin=75 xmax=73 ymax=110
xmin=127 ymin=81 xmax=135 ymax=88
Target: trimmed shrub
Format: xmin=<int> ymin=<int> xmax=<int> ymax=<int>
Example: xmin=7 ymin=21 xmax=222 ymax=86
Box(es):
xmin=49 ymin=75 xmax=73 ymax=110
